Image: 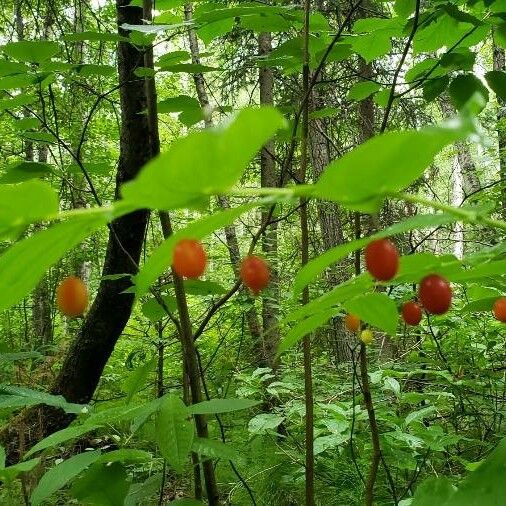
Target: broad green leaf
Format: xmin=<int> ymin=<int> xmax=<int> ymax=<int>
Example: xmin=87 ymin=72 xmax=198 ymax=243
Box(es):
xmin=412 ymin=477 xmax=456 ymax=505
xmin=187 ymin=398 xmax=261 ymax=415
xmin=0 ymin=93 xmax=36 ymax=111
xmin=0 ymin=180 xmax=58 ymax=239
xmin=156 ymin=50 xmax=190 ymax=67
xmin=125 ymin=474 xmax=162 ymax=506
xmin=404 ymin=406 xmax=437 ymax=427
xmin=121 ymin=107 xmax=285 ymax=210
xmin=134 ymin=203 xmax=256 ymax=298
xmin=14 ymin=117 xmax=40 ymax=130
xmin=395 ymin=0 xmax=416 ymax=17
xmin=461 ymin=297 xmax=497 ymax=312
xmin=0 ymin=211 xmax=110 ymax=313
xmin=294 ymin=214 xmax=455 ymax=296
xmin=248 ymin=413 xmax=285 ymax=435
xmin=0 ymin=73 xmax=37 ymax=90
xmin=71 ymin=462 xmax=130 ymax=506
xmin=24 ymin=424 xmax=102 ymax=458
xmin=170 ymin=500 xmax=204 ymax=506
xmin=405 ymin=58 xmax=441 ymax=83
xmin=95 ymin=449 xmax=152 ymax=465
xmin=182 ymin=279 xmax=227 ymax=296
xmin=0 ymin=385 xmax=87 ymax=414
xmin=191 ymin=437 xmax=239 ymax=461
xmin=449 ymin=74 xmax=489 ymax=111
xmin=155 ymin=394 xmax=194 ymax=473
xmin=157 ymin=95 xmax=203 ymax=126
xmin=0 ymin=457 xmax=40 ymax=481
xmin=312 ymin=120 xmax=469 ymax=213
xmin=343 ymin=293 xmax=398 ymax=336
xmin=122 ymin=358 xmax=157 ymax=403
xmin=0 ymin=351 xmax=42 ymax=362
xmin=3 ymin=41 xmax=59 ymax=63
xmin=0 ymin=60 xmax=29 ymax=76
xmin=423 ymin=76 xmax=450 ymax=102
xmin=0 ymin=161 xmax=52 ymax=184
xmin=347 ymin=81 xmax=381 ymax=101
xmin=278 ymin=309 xmax=337 ymax=354
xmin=22 ymin=131 xmax=56 ymax=143
xmin=74 ymin=64 xmax=116 ymax=77
xmin=30 ymin=450 xmax=101 ymax=506
xmin=141 ymin=295 xmax=178 ymax=322
xmin=485 ymin=71 xmax=506 ymax=101
xmin=444 ymin=436 xmax=506 ymax=505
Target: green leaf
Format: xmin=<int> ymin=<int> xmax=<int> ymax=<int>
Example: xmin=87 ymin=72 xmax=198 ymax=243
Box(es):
xmin=122 ymin=358 xmax=157 ymax=403
xmin=71 ymin=462 xmax=130 ymax=506
xmin=182 ymin=279 xmax=227 ymax=296
xmin=155 ymin=394 xmax=194 ymax=473
xmin=0 ymin=457 xmax=40 ymax=481
xmin=278 ymin=309 xmax=337 ymax=354
xmin=461 ymin=297 xmax=496 ymax=312
xmin=395 ymin=0 xmax=416 ymax=18
xmin=30 ymin=450 xmax=101 ymax=506
xmin=312 ymin=120 xmax=469 ymax=213
xmin=0 ymin=161 xmax=52 ymax=184
xmin=134 ymin=203 xmax=255 ymax=298
xmin=0 ymin=351 xmax=43 ymax=362
xmin=24 ymin=424 xmax=102 ymax=458
xmin=0 ymin=180 xmax=58 ymax=239
xmin=412 ymin=477 xmax=456 ymax=505
xmin=0 ymin=385 xmax=87 ymax=414
xmin=95 ymin=449 xmax=152 ymax=465
xmin=347 ymin=81 xmax=381 ymax=101
xmin=157 ymin=95 xmax=203 ymax=126
xmin=141 ymin=295 xmax=178 ymax=322
xmin=170 ymin=500 xmax=204 ymax=506
xmin=191 ymin=437 xmax=239 ymax=461
xmin=293 ymin=214 xmax=455 ymax=296
xmin=125 ymin=474 xmax=162 ymax=506
xmin=343 ymin=293 xmax=398 ymax=336
xmin=444 ymin=436 xmax=506 ymax=505
xmin=0 ymin=211 xmax=110 ymax=313
xmin=2 ymin=41 xmax=60 ymax=63
xmin=0 ymin=93 xmax=36 ymax=111
xmin=485 ymin=71 xmax=506 ymax=101
xmin=187 ymin=398 xmax=261 ymax=415
xmin=156 ymin=50 xmax=190 ymax=67
xmin=122 ymin=107 xmax=285 ymax=210
xmin=404 ymin=406 xmax=437 ymax=427
xmin=74 ymin=64 xmax=116 ymax=77
xmin=449 ymin=74 xmax=489 ymax=111
xmin=0 ymin=73 xmax=37 ymax=90
xmin=423 ymin=76 xmax=450 ymax=102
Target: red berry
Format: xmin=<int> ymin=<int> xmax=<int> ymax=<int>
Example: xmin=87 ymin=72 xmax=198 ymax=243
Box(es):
xmin=402 ymin=301 xmax=423 ymax=326
xmin=418 ymin=274 xmax=452 ymax=315
xmin=172 ymin=239 xmax=207 ymax=279
xmin=493 ymin=297 xmax=506 ymax=323
xmin=365 ymin=238 xmax=399 ymax=281
xmin=344 ymin=314 xmax=360 ymax=332
xmin=56 ymin=276 xmax=88 ymax=317
xmin=240 ymin=255 xmax=270 ymax=295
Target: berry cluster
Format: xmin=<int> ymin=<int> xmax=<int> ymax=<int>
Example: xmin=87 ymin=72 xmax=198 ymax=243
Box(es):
xmin=344 ymin=238 xmax=506 ymax=345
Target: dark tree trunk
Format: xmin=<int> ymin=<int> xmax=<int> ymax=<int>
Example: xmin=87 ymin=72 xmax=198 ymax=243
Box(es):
xmin=0 ymin=0 xmax=150 ymax=464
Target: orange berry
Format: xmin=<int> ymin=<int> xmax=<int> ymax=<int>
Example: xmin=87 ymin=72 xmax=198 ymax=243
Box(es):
xmin=344 ymin=313 xmax=360 ymax=332
xmin=56 ymin=276 xmax=88 ymax=317
xmin=172 ymin=239 xmax=207 ymax=279
xmin=402 ymin=301 xmax=423 ymax=326
xmin=493 ymin=297 xmax=506 ymax=323
xmin=240 ymin=255 xmax=270 ymax=295
xmin=419 ymin=274 xmax=452 ymax=315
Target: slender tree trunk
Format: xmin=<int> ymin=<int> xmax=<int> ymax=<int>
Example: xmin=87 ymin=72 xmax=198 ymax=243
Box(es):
xmin=493 ymin=35 xmax=506 ymax=219
xmin=258 ymin=30 xmax=280 ymax=367
xmin=0 ymin=0 xmax=151 ymax=464
xmin=144 ymin=2 xmax=219 ymax=501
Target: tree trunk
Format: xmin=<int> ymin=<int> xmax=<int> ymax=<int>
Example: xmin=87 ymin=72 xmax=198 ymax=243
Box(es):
xmin=493 ymin=35 xmax=506 ymax=219
xmin=258 ymin=30 xmax=280 ymax=367
xmin=0 ymin=0 xmax=151 ymax=464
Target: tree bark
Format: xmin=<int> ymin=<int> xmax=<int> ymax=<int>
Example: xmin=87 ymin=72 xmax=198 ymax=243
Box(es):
xmin=493 ymin=35 xmax=506 ymax=219
xmin=258 ymin=30 xmax=280 ymax=367
xmin=0 ymin=0 xmax=151 ymax=464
